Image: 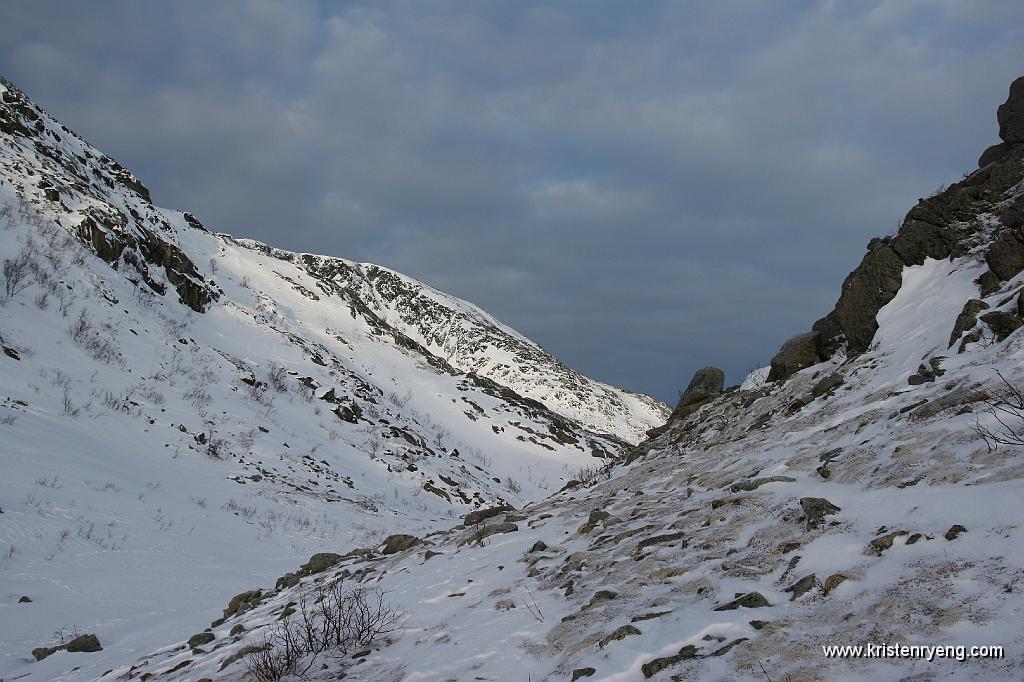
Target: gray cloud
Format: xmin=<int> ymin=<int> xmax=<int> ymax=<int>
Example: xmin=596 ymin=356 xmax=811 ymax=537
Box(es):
xmin=2 ymin=0 xmax=1022 ymax=402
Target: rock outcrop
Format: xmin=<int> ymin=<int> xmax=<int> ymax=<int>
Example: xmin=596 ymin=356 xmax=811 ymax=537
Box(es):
xmin=768 ymin=75 xmax=1024 ymax=373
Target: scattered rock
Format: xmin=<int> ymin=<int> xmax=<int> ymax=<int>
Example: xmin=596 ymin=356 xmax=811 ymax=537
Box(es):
xmin=229 ymin=623 xmax=245 ymax=636
xmin=710 ymin=637 xmax=748 ymax=656
xmin=578 ymin=509 xmax=611 ymax=534
xmin=187 ymin=632 xmax=215 ymax=648
xmin=571 ymin=668 xmax=597 ymax=681
xmin=768 ymin=331 xmax=820 ymax=382
xmin=528 ymin=540 xmax=548 ymax=553
xmin=636 ymin=531 xmax=687 ymax=553
xmin=784 ymin=574 xmax=817 ymax=600
xmin=823 ymin=573 xmax=850 ymax=595
xmin=730 ymin=476 xmax=795 ymax=492
xmin=382 ymin=534 xmax=419 ymax=554
xmin=223 ymin=590 xmax=263 ymax=619
xmin=868 ymin=531 xmax=908 ymax=555
xmin=713 ymin=591 xmax=770 ymax=611
xmin=33 ymin=633 xmax=103 ymax=661
xmin=585 ymin=590 xmax=618 ymax=609
xmin=632 ymin=610 xmax=672 ymax=622
xmin=464 ymin=504 xmax=514 ymax=526
xmin=944 ymin=524 xmax=967 ymax=541
xmin=599 ymin=624 xmax=641 ymax=648
xmin=799 ymin=497 xmax=841 ymax=530
xmin=18 ymin=595 xmax=31 ymax=603
xmin=642 ymin=644 xmax=700 ymax=678
xmin=811 ymin=373 xmax=844 ymax=398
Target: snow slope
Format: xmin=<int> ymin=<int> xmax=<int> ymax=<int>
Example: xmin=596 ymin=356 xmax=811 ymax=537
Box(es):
xmin=0 ymin=76 xmax=665 ymax=680
xmin=93 ymin=83 xmax=1024 ymax=681
xmin=104 ymin=251 xmax=1024 ymax=682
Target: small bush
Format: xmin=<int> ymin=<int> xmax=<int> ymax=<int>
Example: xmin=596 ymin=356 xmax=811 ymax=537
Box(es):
xmin=2 ymin=247 xmax=34 ymax=305
xmin=244 ymin=582 xmax=401 ymax=681
xmin=267 ymin=363 xmax=289 ymax=393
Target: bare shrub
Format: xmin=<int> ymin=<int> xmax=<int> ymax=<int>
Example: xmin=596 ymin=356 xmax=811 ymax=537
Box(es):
xmin=2 ymin=247 xmax=34 ymax=305
xmin=504 ymin=476 xmax=522 ymax=495
xmin=974 ymin=371 xmax=1024 ymax=451
xmin=62 ymin=387 xmax=79 ymax=417
xmin=244 ymin=582 xmax=401 ymax=681
xmin=67 ymin=309 xmax=122 ymax=365
xmin=267 ymin=363 xmax=289 ymax=393
xmin=576 ymin=460 xmax=615 ymax=487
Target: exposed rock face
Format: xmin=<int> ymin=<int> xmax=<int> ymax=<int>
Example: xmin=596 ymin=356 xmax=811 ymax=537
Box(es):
xmin=767 ymin=332 xmax=820 ymax=382
xmin=998 ymin=76 xmax=1024 ymax=143
xmin=770 ymin=76 xmax=1024 ymax=363
xmin=985 ymin=229 xmax=1024 ymax=281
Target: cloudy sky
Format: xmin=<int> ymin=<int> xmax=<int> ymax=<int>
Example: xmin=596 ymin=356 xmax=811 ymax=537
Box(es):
xmin=1 ymin=1 xmax=1022 ymax=402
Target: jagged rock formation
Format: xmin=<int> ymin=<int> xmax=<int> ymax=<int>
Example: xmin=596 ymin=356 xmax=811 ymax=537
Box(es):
xmin=768 ymin=76 xmax=1024 ymax=380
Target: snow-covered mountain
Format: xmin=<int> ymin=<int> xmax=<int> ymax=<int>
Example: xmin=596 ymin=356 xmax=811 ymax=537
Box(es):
xmin=0 ymin=76 xmax=669 ymax=679
xmin=74 ymin=77 xmax=1024 ymax=682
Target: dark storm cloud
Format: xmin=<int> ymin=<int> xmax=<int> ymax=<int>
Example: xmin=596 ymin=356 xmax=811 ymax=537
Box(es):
xmin=2 ymin=1 xmax=1022 ymax=401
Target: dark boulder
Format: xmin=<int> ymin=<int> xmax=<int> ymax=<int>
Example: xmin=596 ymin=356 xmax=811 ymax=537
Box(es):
xmin=824 ymin=245 xmax=904 ymax=354
xmin=980 ymin=311 xmax=1023 ymax=341
xmin=800 ymin=497 xmax=841 ymax=530
xmin=980 ymin=141 xmax=1012 ymax=167
xmin=949 ymin=299 xmax=990 ymax=347
xmin=676 ymin=367 xmax=725 ymax=408
xmin=997 ymin=76 xmax=1024 ymax=143
xmin=768 ymin=332 xmax=820 ymax=382
xmin=713 ymin=591 xmax=770 ymax=611
xmin=382 ymin=534 xmax=419 ymax=554
xmin=890 ymin=220 xmax=955 ymax=266
xmin=985 ymin=230 xmax=1024 ymax=281
xmin=464 ymin=504 xmax=514 ymax=526
xmin=810 ymin=373 xmax=844 ymax=398
xmin=187 ymin=632 xmax=215 ymax=648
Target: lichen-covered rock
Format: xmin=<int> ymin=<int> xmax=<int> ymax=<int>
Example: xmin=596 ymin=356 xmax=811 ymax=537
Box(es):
xmin=784 ymin=574 xmax=817 ymax=600
xmin=382 ymin=534 xmax=419 ymax=554
xmin=641 ymin=644 xmax=700 ymax=678
xmin=944 ymin=524 xmax=967 ymax=541
xmin=985 ymin=230 xmax=1024 ymax=281
xmin=713 ymin=591 xmax=770 ymax=611
xmin=768 ymin=331 xmax=820 ymax=382
xmin=676 ymin=367 xmax=725 ymax=408
xmin=187 ymin=632 xmax=215 ymax=648
xmin=980 ymin=311 xmax=1023 ymax=341
xmin=949 ymin=299 xmax=990 ymax=347
xmin=800 ymin=497 xmax=841 ymax=530
xmin=811 ymin=373 xmax=844 ymax=398
xmin=464 ymin=504 xmax=514 ymax=526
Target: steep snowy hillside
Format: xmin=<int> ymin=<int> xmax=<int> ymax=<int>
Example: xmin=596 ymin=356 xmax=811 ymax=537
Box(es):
xmin=0 ymin=76 xmax=666 ymax=680
xmin=97 ymin=79 xmax=1024 ymax=681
